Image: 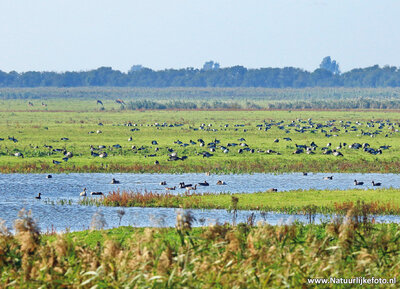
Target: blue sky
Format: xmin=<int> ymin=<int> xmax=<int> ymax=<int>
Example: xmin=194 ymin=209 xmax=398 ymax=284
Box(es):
xmin=0 ymin=0 xmax=399 ymax=72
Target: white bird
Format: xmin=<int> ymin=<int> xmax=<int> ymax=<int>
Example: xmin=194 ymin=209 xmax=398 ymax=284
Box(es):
xmin=80 ymin=188 xmax=87 ymax=197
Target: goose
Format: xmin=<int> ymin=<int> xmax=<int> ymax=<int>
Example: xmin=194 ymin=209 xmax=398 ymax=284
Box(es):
xmin=354 ymin=180 xmax=364 ymax=186
xmin=198 ymin=181 xmax=209 ymax=186
xmin=14 ymin=152 xmax=24 ymax=158
xmin=80 ymin=188 xmax=87 ymax=197
xmin=165 ymin=186 xmax=176 ymax=190
xmin=216 ymin=180 xmax=226 ymax=185
xmin=323 ymin=176 xmax=333 ymax=180
xmin=111 ymin=178 xmax=120 ymax=184
xmin=160 ymin=181 xmax=167 ymax=185
xmin=90 ymin=191 xmax=103 ymax=196
xmin=186 ymin=184 xmax=197 ymax=191
xmin=179 ymin=182 xmax=193 ymax=189
xmin=35 ymin=193 xmax=41 ymax=200
xmin=372 ymin=181 xmax=381 ymax=186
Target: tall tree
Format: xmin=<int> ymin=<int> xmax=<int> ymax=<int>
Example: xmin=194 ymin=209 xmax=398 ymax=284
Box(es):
xmin=319 ymin=56 xmax=340 ymax=75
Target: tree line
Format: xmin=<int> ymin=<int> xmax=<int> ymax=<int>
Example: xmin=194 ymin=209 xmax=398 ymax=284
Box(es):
xmin=1 ymin=65 xmax=400 ymax=88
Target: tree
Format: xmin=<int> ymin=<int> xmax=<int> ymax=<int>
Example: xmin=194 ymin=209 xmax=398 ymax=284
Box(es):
xmin=129 ymin=65 xmax=144 ymax=73
xmin=319 ymin=56 xmax=340 ymax=75
xmin=202 ymin=61 xmax=220 ymax=71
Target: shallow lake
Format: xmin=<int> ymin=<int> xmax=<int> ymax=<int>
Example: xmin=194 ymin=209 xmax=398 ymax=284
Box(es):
xmin=1 ymin=172 xmax=400 ymax=231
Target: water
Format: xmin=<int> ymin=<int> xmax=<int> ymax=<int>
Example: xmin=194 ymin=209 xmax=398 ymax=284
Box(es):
xmin=1 ymin=172 xmax=399 ymax=231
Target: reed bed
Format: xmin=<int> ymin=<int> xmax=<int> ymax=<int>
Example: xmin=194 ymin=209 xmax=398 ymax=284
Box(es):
xmin=1 ymin=208 xmax=399 ymax=288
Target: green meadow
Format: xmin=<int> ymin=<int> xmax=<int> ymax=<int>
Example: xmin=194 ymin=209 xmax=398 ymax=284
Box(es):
xmin=80 ymin=188 xmax=400 ymax=215
xmin=0 ymin=107 xmax=399 ymax=173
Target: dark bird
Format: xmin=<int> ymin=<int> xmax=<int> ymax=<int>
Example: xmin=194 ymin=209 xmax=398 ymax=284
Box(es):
xmin=323 ymin=176 xmax=333 ymax=180
xmin=52 ymin=160 xmax=61 ymax=165
xmin=372 ymin=181 xmax=381 ymax=186
xmin=35 ymin=193 xmax=41 ymax=199
xmin=46 ymin=175 xmax=52 ymax=179
xmin=160 ymin=181 xmax=167 ymax=185
xmin=111 ymin=178 xmax=120 ymax=184
xmin=97 ymin=100 xmax=103 ymax=105
xmin=198 ymin=181 xmax=209 ymax=186
xmin=91 ymin=191 xmax=103 ymax=196
xmin=354 ymin=180 xmax=364 ymax=186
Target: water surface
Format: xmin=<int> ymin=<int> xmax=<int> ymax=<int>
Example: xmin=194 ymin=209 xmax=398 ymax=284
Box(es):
xmin=1 ymin=172 xmax=399 ymax=231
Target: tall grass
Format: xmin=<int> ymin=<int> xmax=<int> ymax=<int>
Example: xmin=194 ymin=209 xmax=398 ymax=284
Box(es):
xmin=1 ymin=208 xmax=399 ymax=287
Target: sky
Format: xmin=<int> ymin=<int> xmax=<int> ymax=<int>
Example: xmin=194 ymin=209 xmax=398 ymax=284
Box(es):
xmin=0 ymin=0 xmax=399 ymax=73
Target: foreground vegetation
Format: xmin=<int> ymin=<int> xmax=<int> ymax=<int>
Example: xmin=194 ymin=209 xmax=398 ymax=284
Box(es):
xmin=79 ymin=188 xmax=400 ymax=215
xmin=1 ymin=209 xmax=399 ymax=288
xmin=0 ymin=109 xmax=400 ymax=173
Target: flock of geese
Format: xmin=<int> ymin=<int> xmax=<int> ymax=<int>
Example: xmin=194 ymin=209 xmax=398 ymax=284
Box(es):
xmin=34 ymin=173 xmax=383 ymax=200
xmin=320 ymin=175 xmax=382 ymax=186
xmin=34 ymin=176 xmax=227 ymax=199
xmin=162 ymin=179 xmax=226 ymax=191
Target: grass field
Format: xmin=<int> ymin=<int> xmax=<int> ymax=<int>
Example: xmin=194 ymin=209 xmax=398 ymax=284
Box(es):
xmin=79 ymin=188 xmax=400 ymax=215
xmin=0 ymin=108 xmax=399 ymax=173
xmin=1 ymin=209 xmax=399 ymax=288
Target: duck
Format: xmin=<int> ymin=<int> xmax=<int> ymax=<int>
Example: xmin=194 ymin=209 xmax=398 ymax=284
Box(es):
xmin=302 ymin=172 xmax=308 ymax=176
xmin=35 ymin=193 xmax=41 ymax=200
xmin=216 ymin=180 xmax=226 ymax=185
xmin=90 ymin=191 xmax=103 ymax=196
xmin=160 ymin=181 xmax=167 ymax=185
xmin=323 ymin=176 xmax=333 ymax=180
xmin=111 ymin=178 xmax=120 ymax=184
xmin=354 ymin=180 xmax=364 ymax=186
xmin=46 ymin=174 xmax=52 ymax=179
xmin=165 ymin=186 xmax=176 ymax=190
xmin=198 ymin=181 xmax=209 ymax=186
xmin=372 ymin=181 xmax=381 ymax=186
